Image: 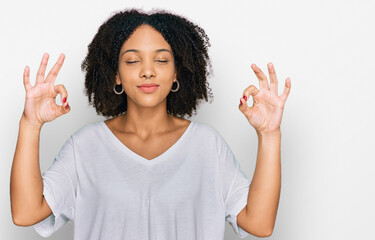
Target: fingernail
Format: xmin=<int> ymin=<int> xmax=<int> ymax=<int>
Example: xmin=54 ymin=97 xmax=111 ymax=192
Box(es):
xmin=65 ymin=103 xmax=69 ymax=109
xmin=63 ymin=97 xmax=66 ymax=103
xmin=240 ymin=100 xmax=242 ymax=105
xmin=243 ymin=95 xmax=247 ymax=101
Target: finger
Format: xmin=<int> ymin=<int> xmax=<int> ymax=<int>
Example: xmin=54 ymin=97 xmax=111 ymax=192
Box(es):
xmin=56 ymin=100 xmax=71 ymax=118
xmin=36 ymin=53 xmax=49 ymax=83
xmin=54 ymin=84 xmax=68 ymax=103
xmin=239 ymin=85 xmax=259 ymax=114
xmin=54 ymin=84 xmax=70 ymax=117
xmin=267 ymin=62 xmax=278 ymax=94
xmin=251 ymin=64 xmax=269 ymax=90
xmin=242 ymin=85 xmax=259 ymax=101
xmin=280 ymin=78 xmax=291 ymax=102
xmin=46 ymin=53 xmax=65 ymax=83
xmin=23 ymin=66 xmax=32 ymax=91
xmin=239 ymin=97 xmax=249 ymax=112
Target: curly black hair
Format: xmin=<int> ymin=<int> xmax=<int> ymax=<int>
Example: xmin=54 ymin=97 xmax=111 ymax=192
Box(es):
xmin=81 ymin=8 xmax=213 ymax=118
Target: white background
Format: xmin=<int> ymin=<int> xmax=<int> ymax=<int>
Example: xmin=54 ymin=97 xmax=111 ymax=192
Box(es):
xmin=1 ymin=0 xmax=374 ymax=239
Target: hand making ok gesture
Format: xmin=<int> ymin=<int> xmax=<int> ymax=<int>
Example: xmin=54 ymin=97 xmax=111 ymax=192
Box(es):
xmin=22 ymin=53 xmax=70 ymax=127
xmin=239 ymin=63 xmax=291 ymax=135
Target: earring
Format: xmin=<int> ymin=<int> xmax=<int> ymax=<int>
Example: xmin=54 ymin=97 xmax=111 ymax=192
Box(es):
xmin=113 ymin=84 xmax=124 ymax=95
xmin=170 ymin=80 xmax=180 ymax=92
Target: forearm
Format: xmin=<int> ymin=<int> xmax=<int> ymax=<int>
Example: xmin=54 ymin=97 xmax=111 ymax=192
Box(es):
xmin=245 ymin=130 xmax=281 ymax=232
xmin=10 ymin=115 xmax=44 ymax=224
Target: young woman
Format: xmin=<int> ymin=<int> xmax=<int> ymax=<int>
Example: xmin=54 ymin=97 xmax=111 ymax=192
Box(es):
xmin=10 ymin=9 xmax=291 ymax=239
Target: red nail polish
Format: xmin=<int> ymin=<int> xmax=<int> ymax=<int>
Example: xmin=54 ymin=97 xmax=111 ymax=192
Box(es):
xmin=63 ymin=98 xmax=66 ymax=103
xmin=65 ymin=104 xmax=69 ymax=109
xmin=243 ymin=96 xmax=247 ymax=101
xmin=240 ymin=100 xmax=242 ymax=105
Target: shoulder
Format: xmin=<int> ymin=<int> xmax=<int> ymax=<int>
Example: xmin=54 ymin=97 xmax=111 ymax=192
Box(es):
xmin=69 ymin=121 xmax=105 ymax=143
xmin=192 ymin=120 xmax=232 ymax=149
xmin=190 ymin=121 xmax=226 ymax=142
xmin=191 ymin=121 xmax=220 ymax=134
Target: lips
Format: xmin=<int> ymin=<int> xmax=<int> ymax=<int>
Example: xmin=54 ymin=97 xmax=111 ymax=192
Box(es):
xmin=137 ymin=83 xmax=159 ymax=93
xmin=138 ymin=83 xmax=159 ymax=87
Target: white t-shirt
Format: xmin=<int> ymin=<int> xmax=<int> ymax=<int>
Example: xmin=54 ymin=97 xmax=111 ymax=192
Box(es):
xmin=33 ymin=121 xmax=251 ymax=239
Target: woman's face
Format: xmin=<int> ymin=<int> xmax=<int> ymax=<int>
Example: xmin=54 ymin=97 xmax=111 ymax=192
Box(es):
xmin=116 ymin=24 xmax=177 ymax=110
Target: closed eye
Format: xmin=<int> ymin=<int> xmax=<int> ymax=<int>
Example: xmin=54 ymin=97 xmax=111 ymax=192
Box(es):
xmin=126 ymin=61 xmax=139 ymax=64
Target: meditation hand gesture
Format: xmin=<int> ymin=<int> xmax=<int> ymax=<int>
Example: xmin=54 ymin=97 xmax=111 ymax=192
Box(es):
xmin=239 ymin=63 xmax=291 ymax=135
xmin=22 ymin=53 xmax=70 ymax=127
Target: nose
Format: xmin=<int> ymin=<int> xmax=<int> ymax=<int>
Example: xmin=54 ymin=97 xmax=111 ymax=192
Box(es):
xmin=139 ymin=58 xmax=156 ymax=80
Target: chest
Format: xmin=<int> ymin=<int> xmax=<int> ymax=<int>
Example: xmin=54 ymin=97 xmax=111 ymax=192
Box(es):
xmin=118 ymin=133 xmax=181 ymax=160
xmin=77 ymin=151 xmax=221 ymax=212
xmin=73 ymin=151 xmax=225 ymax=240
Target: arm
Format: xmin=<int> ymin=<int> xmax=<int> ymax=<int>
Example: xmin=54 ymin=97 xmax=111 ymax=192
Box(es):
xmin=237 ymin=63 xmax=291 ymax=237
xmin=10 ymin=53 xmax=70 ymax=226
xmin=237 ymin=130 xmax=281 ymax=237
xmin=10 ymin=116 xmax=52 ymax=226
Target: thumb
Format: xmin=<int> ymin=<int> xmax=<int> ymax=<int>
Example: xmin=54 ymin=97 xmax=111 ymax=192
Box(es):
xmin=239 ymin=102 xmax=255 ymax=121
xmin=238 ymin=84 xmax=259 ymax=115
xmin=54 ymin=84 xmax=70 ymax=117
xmin=56 ymin=100 xmax=71 ymax=118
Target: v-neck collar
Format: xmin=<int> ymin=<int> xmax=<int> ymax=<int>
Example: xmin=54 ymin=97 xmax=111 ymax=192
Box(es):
xmin=99 ymin=121 xmax=195 ymax=166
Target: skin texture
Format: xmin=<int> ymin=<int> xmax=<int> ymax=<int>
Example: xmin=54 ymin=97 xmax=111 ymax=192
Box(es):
xmin=10 ymin=53 xmax=68 ymax=226
xmin=116 ymin=25 xmax=177 ymax=115
xmin=236 ymin=63 xmax=291 ymax=236
xmin=10 ymin=19 xmax=291 ymax=238
xmin=81 ymin=9 xmax=212 ymax=118
xmin=105 ymin=24 xmax=191 ymax=160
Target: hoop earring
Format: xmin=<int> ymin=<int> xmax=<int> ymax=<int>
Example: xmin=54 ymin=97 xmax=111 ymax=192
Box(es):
xmin=170 ymin=80 xmax=180 ymax=92
xmin=113 ymin=84 xmax=124 ymax=95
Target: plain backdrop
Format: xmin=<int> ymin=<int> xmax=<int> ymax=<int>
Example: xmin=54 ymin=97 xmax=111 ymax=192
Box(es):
xmin=1 ymin=0 xmax=374 ymax=239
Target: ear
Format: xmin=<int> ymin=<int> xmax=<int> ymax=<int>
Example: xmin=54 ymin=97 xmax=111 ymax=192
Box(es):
xmin=173 ymin=72 xmax=177 ymax=82
xmin=115 ymin=73 xmax=121 ymax=85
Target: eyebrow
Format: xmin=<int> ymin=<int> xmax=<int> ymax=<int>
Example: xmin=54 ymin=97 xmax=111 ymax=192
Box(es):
xmin=121 ymin=49 xmax=173 ymax=56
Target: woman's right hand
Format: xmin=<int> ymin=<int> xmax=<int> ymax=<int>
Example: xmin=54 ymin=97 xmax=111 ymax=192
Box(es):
xmin=22 ymin=53 xmax=70 ymax=127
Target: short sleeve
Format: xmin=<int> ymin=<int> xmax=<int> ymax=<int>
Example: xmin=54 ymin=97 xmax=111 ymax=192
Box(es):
xmin=33 ymin=136 xmax=77 ymax=237
xmin=217 ymin=134 xmax=251 ymax=238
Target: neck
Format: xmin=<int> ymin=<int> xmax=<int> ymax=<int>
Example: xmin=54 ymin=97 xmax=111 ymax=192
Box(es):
xmin=119 ymin=98 xmax=173 ymax=136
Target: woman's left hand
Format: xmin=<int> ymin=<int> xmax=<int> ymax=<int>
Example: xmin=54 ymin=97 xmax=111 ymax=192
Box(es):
xmin=239 ymin=63 xmax=291 ymax=135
